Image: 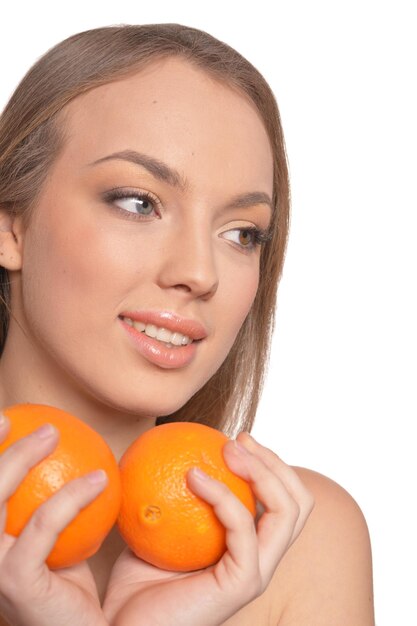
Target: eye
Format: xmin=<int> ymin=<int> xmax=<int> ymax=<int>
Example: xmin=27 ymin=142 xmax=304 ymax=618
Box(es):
xmin=103 ymin=189 xmax=161 ymax=219
xmin=222 ymin=226 xmax=272 ymax=252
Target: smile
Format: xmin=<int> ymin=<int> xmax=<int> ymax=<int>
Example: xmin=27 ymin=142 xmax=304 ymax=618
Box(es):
xmin=119 ymin=316 xmax=193 ymax=348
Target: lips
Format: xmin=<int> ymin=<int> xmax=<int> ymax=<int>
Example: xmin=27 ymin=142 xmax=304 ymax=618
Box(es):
xmin=118 ymin=317 xmax=201 ymax=369
xmin=118 ymin=310 xmax=208 ymax=342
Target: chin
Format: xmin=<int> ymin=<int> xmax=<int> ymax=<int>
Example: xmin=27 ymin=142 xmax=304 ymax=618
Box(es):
xmin=85 ymin=382 xmax=197 ymax=419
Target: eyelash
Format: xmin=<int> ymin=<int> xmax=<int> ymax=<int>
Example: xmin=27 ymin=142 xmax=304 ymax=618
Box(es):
xmin=102 ymin=188 xmax=273 ymax=252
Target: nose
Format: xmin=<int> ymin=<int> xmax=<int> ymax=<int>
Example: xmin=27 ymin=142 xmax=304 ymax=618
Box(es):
xmin=156 ymin=224 xmax=219 ymax=300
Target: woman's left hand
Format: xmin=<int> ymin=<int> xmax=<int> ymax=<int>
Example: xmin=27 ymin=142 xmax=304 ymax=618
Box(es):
xmin=102 ymin=432 xmax=315 ymax=626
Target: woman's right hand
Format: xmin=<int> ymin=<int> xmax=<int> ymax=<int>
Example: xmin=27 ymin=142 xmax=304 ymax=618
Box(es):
xmin=0 ymin=414 xmax=109 ymax=626
xmin=103 ymin=432 xmax=315 ymax=626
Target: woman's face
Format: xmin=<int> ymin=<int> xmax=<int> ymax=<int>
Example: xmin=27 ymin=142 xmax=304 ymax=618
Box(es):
xmin=15 ymin=57 xmax=273 ymax=417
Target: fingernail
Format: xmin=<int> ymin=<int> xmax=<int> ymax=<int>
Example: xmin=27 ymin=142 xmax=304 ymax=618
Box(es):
xmin=0 ymin=413 xmax=9 ymax=428
xmin=35 ymin=423 xmax=57 ymax=439
xmin=191 ymin=467 xmax=210 ymax=481
xmin=86 ymin=469 xmax=108 ymax=484
xmin=233 ymin=440 xmax=250 ymax=455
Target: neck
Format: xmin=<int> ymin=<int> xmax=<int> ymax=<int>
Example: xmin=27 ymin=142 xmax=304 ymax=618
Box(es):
xmin=0 ymin=321 xmax=156 ymax=462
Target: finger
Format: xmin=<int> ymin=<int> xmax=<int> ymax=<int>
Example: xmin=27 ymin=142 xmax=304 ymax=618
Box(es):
xmin=0 ymin=413 xmax=11 ymax=438
xmin=6 ymin=469 xmax=108 ymax=575
xmin=236 ymin=432 xmax=311 ymax=500
xmin=186 ymin=467 xmax=259 ymax=580
xmin=222 ymin=440 xmax=301 ymax=582
xmin=0 ymin=414 xmax=12 ymax=538
xmin=0 ymin=422 xmax=60 ymax=535
xmin=235 ymin=433 xmax=315 ymax=540
xmin=223 ymin=441 xmax=300 ymax=558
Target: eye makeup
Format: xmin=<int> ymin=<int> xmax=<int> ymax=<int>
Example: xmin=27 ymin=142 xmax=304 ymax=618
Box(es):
xmin=101 ymin=188 xmax=273 ymax=253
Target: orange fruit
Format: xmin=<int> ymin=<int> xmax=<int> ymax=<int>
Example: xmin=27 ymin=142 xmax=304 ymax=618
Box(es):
xmin=117 ymin=422 xmax=256 ymax=572
xmin=0 ymin=403 xmax=122 ymax=569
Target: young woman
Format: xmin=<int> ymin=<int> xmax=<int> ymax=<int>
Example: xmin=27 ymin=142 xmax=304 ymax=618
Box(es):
xmin=0 ymin=24 xmax=374 ymax=625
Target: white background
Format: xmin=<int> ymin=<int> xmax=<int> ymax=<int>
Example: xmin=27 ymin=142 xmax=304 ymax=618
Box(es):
xmin=1 ymin=2 xmax=415 ymax=624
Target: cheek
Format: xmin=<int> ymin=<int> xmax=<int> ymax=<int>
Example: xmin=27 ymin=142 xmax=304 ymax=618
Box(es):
xmin=20 ymin=211 xmax=143 ymax=326
xmin=226 ymin=268 xmax=259 ymax=327
xmin=212 ymin=262 xmax=260 ymax=356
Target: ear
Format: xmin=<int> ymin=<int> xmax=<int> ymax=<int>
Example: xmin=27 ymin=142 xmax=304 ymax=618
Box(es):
xmin=0 ymin=209 xmax=25 ymax=271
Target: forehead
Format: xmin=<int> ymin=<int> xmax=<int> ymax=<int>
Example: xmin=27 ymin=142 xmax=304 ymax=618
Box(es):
xmin=57 ymin=57 xmax=273 ymax=192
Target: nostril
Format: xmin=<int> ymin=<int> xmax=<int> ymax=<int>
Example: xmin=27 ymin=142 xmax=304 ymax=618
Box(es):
xmin=174 ymin=284 xmax=192 ymax=293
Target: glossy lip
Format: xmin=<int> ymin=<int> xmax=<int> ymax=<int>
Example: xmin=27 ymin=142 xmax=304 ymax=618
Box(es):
xmin=118 ymin=310 xmax=208 ymax=341
xmin=118 ymin=317 xmax=200 ymax=369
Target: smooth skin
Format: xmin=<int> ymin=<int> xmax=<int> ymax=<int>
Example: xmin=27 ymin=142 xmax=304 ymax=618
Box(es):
xmin=0 ymin=57 xmax=374 ymax=625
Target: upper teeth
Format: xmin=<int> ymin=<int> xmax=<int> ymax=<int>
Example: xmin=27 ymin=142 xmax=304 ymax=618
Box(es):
xmin=122 ymin=317 xmax=193 ymax=346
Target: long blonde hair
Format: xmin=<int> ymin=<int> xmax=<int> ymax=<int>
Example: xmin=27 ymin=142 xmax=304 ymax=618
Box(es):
xmin=0 ymin=24 xmax=290 ymax=437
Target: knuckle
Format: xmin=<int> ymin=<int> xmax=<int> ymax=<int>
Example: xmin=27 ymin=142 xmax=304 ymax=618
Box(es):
xmin=30 ymin=506 xmax=55 ymax=534
xmin=63 ymin=478 xmax=82 ymax=499
xmin=0 ymin=437 xmax=26 ymax=463
xmin=262 ymin=447 xmax=288 ymax=470
xmin=238 ymin=513 xmax=256 ymax=535
xmin=246 ymin=572 xmax=263 ymax=600
xmin=61 ymin=478 xmax=88 ymax=509
xmin=305 ymin=490 xmax=316 ymax=513
xmin=233 ymin=569 xmax=263 ymax=603
xmin=215 ymin=480 xmax=233 ymax=499
xmin=268 ymin=454 xmax=285 ymax=473
xmin=1 ymin=436 xmax=39 ymax=468
xmin=286 ymin=498 xmax=301 ymax=521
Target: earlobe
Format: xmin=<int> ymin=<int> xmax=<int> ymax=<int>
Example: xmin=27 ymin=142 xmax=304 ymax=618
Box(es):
xmin=0 ymin=209 xmax=24 ymax=271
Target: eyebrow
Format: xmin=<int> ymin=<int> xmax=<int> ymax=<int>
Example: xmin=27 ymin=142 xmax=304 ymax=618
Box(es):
xmin=87 ymin=149 xmax=273 ymax=214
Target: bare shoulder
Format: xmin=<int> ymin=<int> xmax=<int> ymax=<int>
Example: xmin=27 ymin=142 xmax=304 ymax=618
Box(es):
xmin=271 ymin=466 xmax=375 ymax=626
xmin=293 ymin=465 xmax=372 ymax=535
